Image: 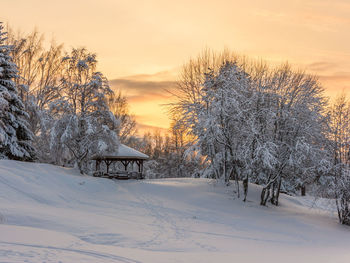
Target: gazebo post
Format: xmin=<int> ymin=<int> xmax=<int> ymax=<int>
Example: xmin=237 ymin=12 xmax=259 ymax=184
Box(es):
xmin=105 ymin=160 xmax=112 ymax=174
xmin=137 ymin=160 xmax=141 ymax=173
xmin=121 ymin=160 xmax=130 ymax=171
xmin=140 ymin=160 xmax=143 ymax=177
xmin=95 ymin=159 xmax=100 ymax=171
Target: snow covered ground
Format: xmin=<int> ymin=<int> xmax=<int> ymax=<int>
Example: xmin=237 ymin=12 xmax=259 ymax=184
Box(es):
xmin=0 ymin=160 xmax=349 ymax=263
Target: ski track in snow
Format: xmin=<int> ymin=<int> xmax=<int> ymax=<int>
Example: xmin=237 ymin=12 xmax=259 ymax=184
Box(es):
xmin=0 ymin=241 xmax=141 ymax=263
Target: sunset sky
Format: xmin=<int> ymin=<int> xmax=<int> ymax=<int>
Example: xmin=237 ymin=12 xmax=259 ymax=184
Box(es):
xmin=2 ymin=0 xmax=350 ymax=133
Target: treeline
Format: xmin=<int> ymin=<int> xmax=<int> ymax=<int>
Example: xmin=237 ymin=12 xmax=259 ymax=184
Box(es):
xmin=170 ymin=49 xmax=350 ymax=225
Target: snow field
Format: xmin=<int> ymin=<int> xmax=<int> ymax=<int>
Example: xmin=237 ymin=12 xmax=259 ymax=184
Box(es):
xmin=0 ymin=160 xmax=349 ymax=262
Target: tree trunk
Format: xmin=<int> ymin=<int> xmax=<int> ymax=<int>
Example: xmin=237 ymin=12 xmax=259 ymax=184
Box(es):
xmin=260 ymin=185 xmax=270 ymax=206
xmin=301 ymin=185 xmax=306 ymax=196
xmin=260 ymin=173 xmax=273 ymax=206
xmin=269 ymin=177 xmax=282 ymax=206
xmin=272 ymin=177 xmax=282 ymax=206
xmin=77 ymin=160 xmax=84 ymax=174
xmin=339 ymin=197 xmax=350 ymax=226
xmin=234 ymin=166 xmax=240 ymax=198
xmin=243 ymin=176 xmax=248 ymax=202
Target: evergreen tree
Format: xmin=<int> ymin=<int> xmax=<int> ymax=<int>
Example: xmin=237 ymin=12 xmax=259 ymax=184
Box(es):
xmin=0 ymin=23 xmax=35 ymax=161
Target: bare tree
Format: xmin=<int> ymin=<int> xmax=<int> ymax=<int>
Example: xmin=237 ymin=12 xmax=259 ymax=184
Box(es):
xmin=108 ymin=91 xmax=137 ymax=144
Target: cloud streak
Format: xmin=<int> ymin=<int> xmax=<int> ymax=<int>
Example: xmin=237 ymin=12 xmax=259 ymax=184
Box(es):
xmin=308 ymin=62 xmax=337 ymax=72
xmin=110 ymin=79 xmax=176 ymax=92
xmin=109 ymin=72 xmax=177 ymax=132
xmin=319 ymin=72 xmax=350 ymax=82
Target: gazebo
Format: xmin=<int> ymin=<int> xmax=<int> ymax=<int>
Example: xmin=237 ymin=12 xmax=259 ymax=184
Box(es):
xmin=92 ymin=144 xmax=149 ymax=180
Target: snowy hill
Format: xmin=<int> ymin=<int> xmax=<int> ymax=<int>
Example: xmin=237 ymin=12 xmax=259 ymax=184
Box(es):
xmin=0 ymin=160 xmax=349 ymax=262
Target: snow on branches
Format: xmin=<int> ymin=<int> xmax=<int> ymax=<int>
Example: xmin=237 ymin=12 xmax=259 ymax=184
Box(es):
xmin=173 ymin=56 xmax=329 ymax=207
xmin=49 ymin=48 xmax=119 ymax=174
xmin=0 ymin=23 xmax=35 ymax=161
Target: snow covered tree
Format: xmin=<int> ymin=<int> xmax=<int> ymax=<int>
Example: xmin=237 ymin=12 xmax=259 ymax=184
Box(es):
xmin=258 ymin=65 xmax=327 ymax=205
xmin=6 ymin=29 xmax=44 ymax=103
xmin=0 ymin=23 xmax=35 ymax=161
xmin=171 ymin=49 xmax=328 ymax=206
xmin=4 ymin=27 xmax=125 ymax=170
xmin=49 ymin=48 xmax=119 ymax=173
xmin=327 ymin=95 xmax=350 ymax=225
xmin=6 ymin=28 xmax=65 ymax=162
xmin=199 ymin=63 xmax=253 ymax=188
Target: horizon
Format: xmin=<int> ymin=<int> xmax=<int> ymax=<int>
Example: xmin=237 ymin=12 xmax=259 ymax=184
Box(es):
xmin=2 ymin=0 xmax=350 ymax=134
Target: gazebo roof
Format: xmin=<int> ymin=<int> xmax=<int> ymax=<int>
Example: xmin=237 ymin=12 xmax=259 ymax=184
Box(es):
xmin=92 ymin=144 xmax=149 ymax=160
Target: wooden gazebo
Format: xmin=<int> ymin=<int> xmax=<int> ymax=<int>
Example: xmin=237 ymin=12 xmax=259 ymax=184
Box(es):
xmin=92 ymin=144 xmax=149 ymax=180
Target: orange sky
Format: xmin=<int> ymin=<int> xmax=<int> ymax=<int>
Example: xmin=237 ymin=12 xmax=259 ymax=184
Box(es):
xmin=2 ymin=0 xmax=350 ymax=133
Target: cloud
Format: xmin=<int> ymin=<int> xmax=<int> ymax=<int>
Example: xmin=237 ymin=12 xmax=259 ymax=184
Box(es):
xmin=319 ymin=72 xmax=350 ymax=83
xmin=109 ymin=72 xmax=178 ymax=130
xmin=118 ymin=71 xmax=178 ymax=82
xmin=308 ymin=62 xmax=337 ymax=72
xmin=110 ymin=74 xmax=177 ymax=96
xmin=109 ymin=76 xmax=176 ymax=105
xmin=317 ymin=72 xmax=350 ymax=97
xmin=110 ymin=79 xmax=176 ymax=92
xmin=109 ymin=71 xmax=178 ymax=106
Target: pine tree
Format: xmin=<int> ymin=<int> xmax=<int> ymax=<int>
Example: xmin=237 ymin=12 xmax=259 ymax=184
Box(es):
xmin=0 ymin=23 xmax=35 ymax=161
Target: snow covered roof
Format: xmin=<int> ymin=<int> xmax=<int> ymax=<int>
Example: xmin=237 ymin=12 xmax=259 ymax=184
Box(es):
xmin=92 ymin=144 xmax=149 ymax=160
